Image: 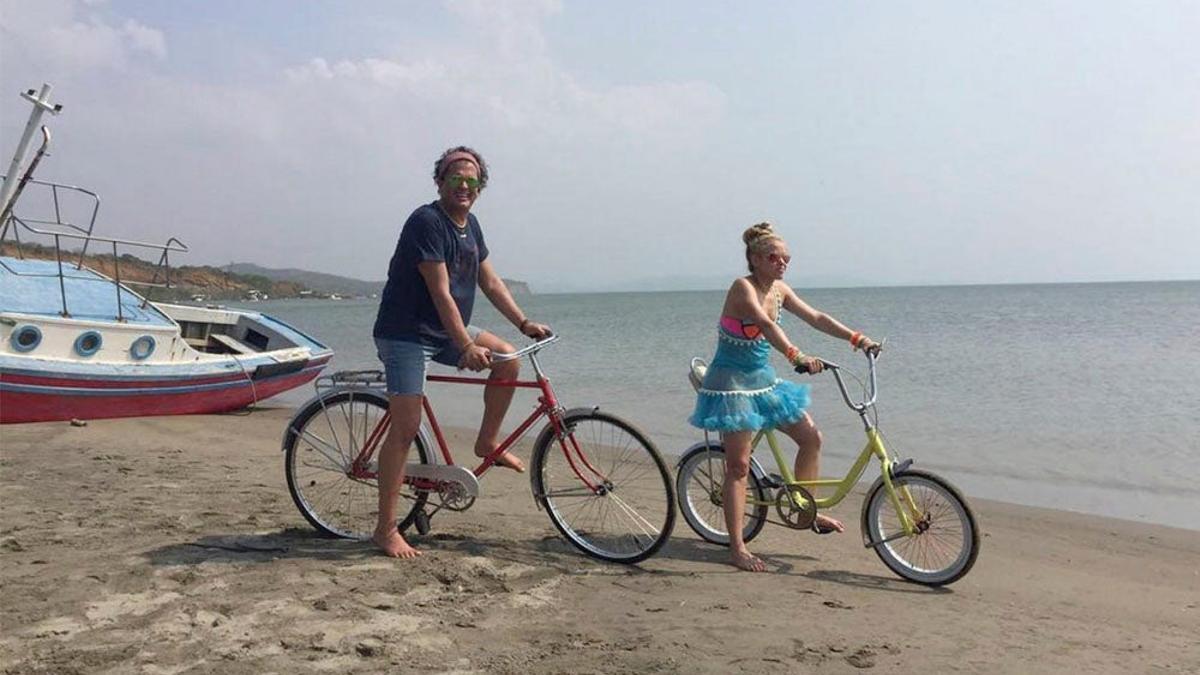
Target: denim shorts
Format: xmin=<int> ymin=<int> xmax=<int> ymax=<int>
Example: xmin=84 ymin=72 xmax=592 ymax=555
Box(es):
xmin=374 ymin=327 xmax=483 ymax=396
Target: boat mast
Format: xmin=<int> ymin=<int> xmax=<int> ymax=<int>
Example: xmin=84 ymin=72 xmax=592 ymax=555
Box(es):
xmin=0 ymin=84 xmax=62 ymax=224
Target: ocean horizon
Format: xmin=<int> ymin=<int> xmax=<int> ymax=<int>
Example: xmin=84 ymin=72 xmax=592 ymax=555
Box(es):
xmin=232 ymin=279 xmax=1200 ymax=531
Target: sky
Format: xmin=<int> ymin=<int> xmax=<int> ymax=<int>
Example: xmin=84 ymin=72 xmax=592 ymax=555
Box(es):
xmin=2 ymin=1 xmax=1197 ymax=292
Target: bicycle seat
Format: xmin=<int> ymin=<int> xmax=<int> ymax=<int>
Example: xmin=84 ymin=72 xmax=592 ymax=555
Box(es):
xmin=688 ymin=357 xmax=708 ymax=392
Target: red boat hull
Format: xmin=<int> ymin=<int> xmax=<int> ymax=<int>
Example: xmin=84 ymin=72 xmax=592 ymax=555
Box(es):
xmin=0 ymin=355 xmax=330 ymax=424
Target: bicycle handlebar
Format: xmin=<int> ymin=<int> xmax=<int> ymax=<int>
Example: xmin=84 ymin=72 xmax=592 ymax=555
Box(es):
xmin=794 ymin=346 xmax=882 ymax=412
xmin=489 ymin=332 xmax=560 ymax=362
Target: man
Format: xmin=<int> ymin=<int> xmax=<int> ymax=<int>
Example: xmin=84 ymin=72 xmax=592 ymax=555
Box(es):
xmin=371 ymin=146 xmax=550 ymax=558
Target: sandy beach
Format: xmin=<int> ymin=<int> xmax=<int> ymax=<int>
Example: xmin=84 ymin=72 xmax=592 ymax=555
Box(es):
xmin=1 ymin=407 xmax=1197 ymax=674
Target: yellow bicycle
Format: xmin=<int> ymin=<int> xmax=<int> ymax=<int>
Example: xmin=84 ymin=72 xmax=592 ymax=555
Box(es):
xmin=677 ymin=350 xmax=980 ymax=586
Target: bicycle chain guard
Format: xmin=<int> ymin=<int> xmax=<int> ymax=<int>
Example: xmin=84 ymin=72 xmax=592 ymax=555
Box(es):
xmin=774 ymin=485 xmax=818 ymax=530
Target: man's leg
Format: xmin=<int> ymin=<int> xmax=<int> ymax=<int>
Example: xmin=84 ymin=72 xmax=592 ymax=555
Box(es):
xmin=373 ymin=394 xmax=425 ymax=557
xmin=470 ymin=331 xmax=524 ymax=471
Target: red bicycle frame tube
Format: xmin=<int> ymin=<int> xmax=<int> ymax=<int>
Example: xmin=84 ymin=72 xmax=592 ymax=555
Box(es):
xmin=350 ymin=371 xmax=605 ymax=491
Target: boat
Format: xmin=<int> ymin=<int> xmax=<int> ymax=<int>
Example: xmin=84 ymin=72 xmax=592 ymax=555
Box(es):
xmin=0 ymin=84 xmax=333 ymax=424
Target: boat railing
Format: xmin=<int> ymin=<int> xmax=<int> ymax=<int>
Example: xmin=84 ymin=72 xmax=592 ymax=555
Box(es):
xmin=0 ymin=176 xmax=189 ymax=321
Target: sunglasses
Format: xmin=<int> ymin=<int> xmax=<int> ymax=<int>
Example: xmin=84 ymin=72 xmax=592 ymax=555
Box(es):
xmin=767 ymin=253 xmax=791 ymax=265
xmin=444 ymin=175 xmax=482 ymax=191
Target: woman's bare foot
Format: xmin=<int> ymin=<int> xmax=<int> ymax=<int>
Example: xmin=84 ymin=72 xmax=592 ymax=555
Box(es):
xmin=372 ymin=528 xmax=421 ymax=558
xmin=731 ymin=549 xmax=767 ymax=572
xmin=811 ymin=513 xmax=845 ymax=534
xmin=476 ymin=448 xmax=525 ymax=472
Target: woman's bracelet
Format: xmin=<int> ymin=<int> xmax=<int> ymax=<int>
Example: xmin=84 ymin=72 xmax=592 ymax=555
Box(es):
xmin=518 ymin=318 xmax=531 ymax=332
xmin=849 ymin=331 xmax=863 ymax=348
xmin=785 ymin=346 xmax=805 ymax=364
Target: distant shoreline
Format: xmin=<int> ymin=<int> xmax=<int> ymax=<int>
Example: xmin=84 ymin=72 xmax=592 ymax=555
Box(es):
xmin=512 ymin=276 xmax=1199 ymax=296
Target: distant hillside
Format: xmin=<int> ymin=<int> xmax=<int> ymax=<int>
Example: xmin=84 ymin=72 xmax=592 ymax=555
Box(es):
xmin=0 ymin=242 xmax=305 ymax=301
xmin=225 ymin=264 xmax=383 ymax=296
xmin=226 ymin=263 xmax=531 ymax=296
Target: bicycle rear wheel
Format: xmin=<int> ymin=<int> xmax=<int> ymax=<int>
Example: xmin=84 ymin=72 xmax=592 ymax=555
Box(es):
xmin=862 ymin=469 xmax=979 ymax=586
xmin=675 ymin=444 xmax=768 ymax=545
xmin=284 ymin=391 xmax=431 ymax=539
xmin=531 ymin=410 xmax=675 ymax=564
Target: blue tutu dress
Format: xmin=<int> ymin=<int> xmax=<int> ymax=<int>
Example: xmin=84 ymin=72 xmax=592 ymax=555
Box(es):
xmin=689 ymin=315 xmax=810 ymax=432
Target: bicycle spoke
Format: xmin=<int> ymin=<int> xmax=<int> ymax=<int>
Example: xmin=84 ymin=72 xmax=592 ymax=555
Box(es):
xmin=287 ymin=395 xmax=429 ymax=541
xmin=535 ymin=414 xmax=673 ymax=563
xmin=867 ymin=472 xmax=976 ymax=585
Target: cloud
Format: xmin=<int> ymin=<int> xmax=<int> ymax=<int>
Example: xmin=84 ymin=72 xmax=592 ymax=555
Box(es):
xmin=2 ymin=0 xmax=166 ymax=71
xmin=0 ymin=0 xmax=726 ymax=287
xmin=280 ymin=1 xmax=725 ymax=141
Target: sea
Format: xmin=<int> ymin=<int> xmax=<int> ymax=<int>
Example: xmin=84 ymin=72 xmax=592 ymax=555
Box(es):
xmin=233 ymin=281 xmax=1200 ymax=531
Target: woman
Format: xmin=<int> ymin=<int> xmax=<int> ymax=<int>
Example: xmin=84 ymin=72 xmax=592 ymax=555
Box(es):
xmin=689 ymin=222 xmax=880 ymax=572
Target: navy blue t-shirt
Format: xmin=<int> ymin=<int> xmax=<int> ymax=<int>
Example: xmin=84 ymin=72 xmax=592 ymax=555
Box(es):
xmin=372 ymin=202 xmax=489 ymax=344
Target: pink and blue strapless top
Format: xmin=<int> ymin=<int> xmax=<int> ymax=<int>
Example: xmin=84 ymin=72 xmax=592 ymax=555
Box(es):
xmin=689 ymin=312 xmax=810 ymax=432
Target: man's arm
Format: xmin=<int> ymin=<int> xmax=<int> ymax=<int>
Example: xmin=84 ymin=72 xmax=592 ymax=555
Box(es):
xmin=417 ymin=261 xmax=490 ymax=370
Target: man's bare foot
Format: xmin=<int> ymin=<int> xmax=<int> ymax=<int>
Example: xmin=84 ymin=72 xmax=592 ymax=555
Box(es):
xmin=476 ymin=448 xmax=525 ymax=472
xmin=811 ymin=513 xmax=845 ymax=534
xmin=731 ymin=549 xmax=767 ymax=572
xmin=372 ymin=528 xmax=421 ymax=558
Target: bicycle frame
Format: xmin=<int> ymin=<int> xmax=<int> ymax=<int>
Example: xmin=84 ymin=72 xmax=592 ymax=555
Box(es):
xmin=739 ymin=352 xmax=924 ymax=537
xmin=343 ymin=336 xmax=610 ymax=494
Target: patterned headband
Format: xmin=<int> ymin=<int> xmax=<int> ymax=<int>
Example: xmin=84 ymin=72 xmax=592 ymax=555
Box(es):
xmin=437 ymin=151 xmax=479 ymax=178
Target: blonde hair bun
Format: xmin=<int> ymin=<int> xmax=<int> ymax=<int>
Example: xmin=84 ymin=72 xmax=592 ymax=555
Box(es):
xmin=742 ymin=221 xmax=778 ymax=247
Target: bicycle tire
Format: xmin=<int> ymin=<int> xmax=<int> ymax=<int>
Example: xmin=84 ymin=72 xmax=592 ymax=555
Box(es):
xmin=284 ymin=390 xmax=431 ymax=540
xmin=675 ymin=444 xmax=769 ymax=546
xmin=530 ymin=410 xmax=675 ymax=564
xmin=861 ymin=469 xmax=980 ymax=586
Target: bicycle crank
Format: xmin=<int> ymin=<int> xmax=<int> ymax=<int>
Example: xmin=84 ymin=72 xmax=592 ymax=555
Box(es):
xmin=774 ymin=486 xmax=818 ymax=530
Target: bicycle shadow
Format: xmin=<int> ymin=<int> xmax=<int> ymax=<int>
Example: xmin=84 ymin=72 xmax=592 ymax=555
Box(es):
xmin=799 ymin=568 xmax=953 ymax=595
xmin=142 ymin=528 xmax=379 ymax=566
xmin=142 ymin=527 xmax=692 ymax=577
xmin=655 ymin=537 xmax=821 ymax=571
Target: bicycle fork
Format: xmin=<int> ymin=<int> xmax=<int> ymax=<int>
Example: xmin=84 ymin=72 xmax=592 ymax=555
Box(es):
xmin=865 ymin=431 xmax=925 ymax=548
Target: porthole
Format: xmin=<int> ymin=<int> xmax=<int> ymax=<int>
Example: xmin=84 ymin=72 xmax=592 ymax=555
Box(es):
xmin=129 ymin=335 xmax=156 ymax=360
xmin=10 ymin=324 xmax=42 ymax=353
xmin=74 ymin=330 xmax=103 ymax=357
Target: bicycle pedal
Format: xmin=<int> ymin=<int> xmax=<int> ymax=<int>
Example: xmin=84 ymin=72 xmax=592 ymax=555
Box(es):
xmin=413 ymin=510 xmax=432 ymax=536
xmin=761 ymin=473 xmax=785 ymax=489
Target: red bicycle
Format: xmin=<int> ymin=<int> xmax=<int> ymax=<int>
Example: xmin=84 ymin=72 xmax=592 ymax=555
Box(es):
xmin=283 ymin=335 xmax=676 ymax=564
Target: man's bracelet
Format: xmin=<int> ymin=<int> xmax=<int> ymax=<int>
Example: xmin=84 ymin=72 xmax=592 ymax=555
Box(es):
xmin=518 ymin=318 xmax=531 ymax=332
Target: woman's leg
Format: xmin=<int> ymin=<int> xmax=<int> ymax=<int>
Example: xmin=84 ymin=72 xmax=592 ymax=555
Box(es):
xmin=723 ymin=431 xmax=766 ymax=572
xmin=469 ymin=331 xmax=524 ymax=472
xmin=779 ymin=413 xmax=844 ymax=533
xmin=373 ymin=394 xmax=425 ymax=557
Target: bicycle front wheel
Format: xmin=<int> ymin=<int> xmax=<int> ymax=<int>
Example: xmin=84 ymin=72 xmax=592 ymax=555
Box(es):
xmin=862 ymin=469 xmax=979 ymax=586
xmin=676 ymin=444 xmax=769 ymax=545
xmin=531 ymin=410 xmax=675 ymax=564
xmin=284 ymin=391 xmax=431 ymax=540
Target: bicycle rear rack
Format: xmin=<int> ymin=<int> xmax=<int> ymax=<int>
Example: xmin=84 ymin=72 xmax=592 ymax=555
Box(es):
xmin=313 ymin=369 xmax=387 ymax=393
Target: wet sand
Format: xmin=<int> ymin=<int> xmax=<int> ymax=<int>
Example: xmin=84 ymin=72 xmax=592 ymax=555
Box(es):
xmin=1 ymin=407 xmax=1197 ymax=674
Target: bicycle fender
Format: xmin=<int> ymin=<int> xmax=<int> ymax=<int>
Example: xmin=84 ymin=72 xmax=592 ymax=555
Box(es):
xmin=280 ymin=387 xmax=439 ymax=465
xmin=280 ymin=386 xmax=387 ymax=450
xmin=675 ymin=441 xmax=769 ymax=483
